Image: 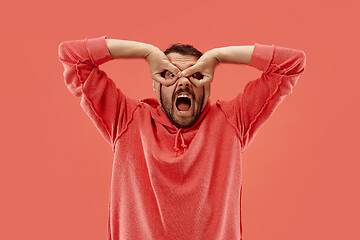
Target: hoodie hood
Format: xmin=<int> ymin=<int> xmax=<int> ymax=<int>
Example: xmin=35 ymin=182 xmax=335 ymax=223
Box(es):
xmin=139 ymin=97 xmax=211 ymax=155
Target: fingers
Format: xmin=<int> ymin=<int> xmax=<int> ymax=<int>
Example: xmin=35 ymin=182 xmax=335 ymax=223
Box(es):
xmin=152 ymin=74 xmax=178 ymax=86
xmin=181 ymin=64 xmax=200 ymax=78
xmin=153 ymin=72 xmax=212 ymax=87
xmin=181 ymin=62 xmax=213 ymax=87
xmin=184 ymin=65 xmax=213 ymax=87
xmin=153 ymin=60 xmax=214 ymax=87
xmin=152 ymin=61 xmax=182 ymax=86
xmin=182 ymin=65 xmax=200 ymax=87
xmin=166 ymin=63 xmax=182 ymax=78
xmin=192 ymin=75 xmax=212 ymax=88
xmin=200 ymin=75 xmax=213 ymax=87
xmin=188 ymin=77 xmax=202 ymax=87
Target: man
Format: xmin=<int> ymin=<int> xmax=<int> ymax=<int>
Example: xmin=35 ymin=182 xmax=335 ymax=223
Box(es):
xmin=58 ymin=36 xmax=306 ymax=240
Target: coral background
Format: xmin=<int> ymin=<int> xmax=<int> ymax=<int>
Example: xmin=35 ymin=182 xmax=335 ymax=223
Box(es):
xmin=1 ymin=0 xmax=359 ymax=239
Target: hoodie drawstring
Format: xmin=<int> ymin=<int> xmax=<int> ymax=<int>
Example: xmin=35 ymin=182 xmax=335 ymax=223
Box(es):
xmin=174 ymin=128 xmax=188 ymax=151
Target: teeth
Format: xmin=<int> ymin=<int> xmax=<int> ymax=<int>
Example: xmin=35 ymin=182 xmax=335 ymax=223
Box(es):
xmin=177 ymin=94 xmax=190 ymax=99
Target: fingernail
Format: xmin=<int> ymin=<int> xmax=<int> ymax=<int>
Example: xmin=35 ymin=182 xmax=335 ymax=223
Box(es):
xmin=177 ymin=72 xmax=182 ymax=77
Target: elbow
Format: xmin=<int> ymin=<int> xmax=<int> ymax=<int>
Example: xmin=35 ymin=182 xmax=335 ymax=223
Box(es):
xmin=272 ymin=46 xmax=307 ymax=76
xmin=58 ymin=39 xmax=89 ymax=65
xmin=297 ymin=50 xmax=306 ymax=72
xmin=286 ymin=49 xmax=307 ymax=75
xmin=58 ymin=41 xmax=70 ymax=62
xmin=58 ymin=40 xmax=82 ymax=63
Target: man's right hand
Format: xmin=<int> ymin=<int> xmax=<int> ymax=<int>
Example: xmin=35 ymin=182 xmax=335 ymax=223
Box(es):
xmin=145 ymin=48 xmax=182 ymax=86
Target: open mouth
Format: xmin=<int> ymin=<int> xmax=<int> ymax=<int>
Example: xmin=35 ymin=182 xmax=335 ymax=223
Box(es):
xmin=175 ymin=94 xmax=192 ymax=112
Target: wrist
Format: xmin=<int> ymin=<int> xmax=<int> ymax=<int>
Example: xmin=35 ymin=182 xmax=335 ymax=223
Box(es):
xmin=205 ymin=48 xmax=221 ymax=65
xmin=144 ymin=45 xmax=160 ymax=60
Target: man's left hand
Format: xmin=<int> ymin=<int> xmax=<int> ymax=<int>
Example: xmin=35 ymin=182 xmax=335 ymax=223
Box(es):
xmin=181 ymin=49 xmax=220 ymax=87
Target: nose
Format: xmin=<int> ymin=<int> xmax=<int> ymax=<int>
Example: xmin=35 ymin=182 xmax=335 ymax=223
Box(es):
xmin=177 ymin=76 xmax=191 ymax=87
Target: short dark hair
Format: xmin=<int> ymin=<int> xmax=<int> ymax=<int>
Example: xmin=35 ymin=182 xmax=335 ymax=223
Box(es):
xmin=164 ymin=43 xmax=202 ymax=58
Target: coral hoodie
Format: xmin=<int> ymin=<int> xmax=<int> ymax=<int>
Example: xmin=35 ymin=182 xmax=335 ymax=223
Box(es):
xmin=58 ymin=36 xmax=306 ymax=240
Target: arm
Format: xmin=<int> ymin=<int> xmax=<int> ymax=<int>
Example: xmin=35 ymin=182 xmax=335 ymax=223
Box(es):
xmin=211 ymin=45 xmax=255 ymax=65
xmin=218 ymin=43 xmax=306 ymax=151
xmin=106 ymin=39 xmax=182 ymax=85
xmin=58 ymin=36 xmax=133 ymax=151
xmin=183 ymin=43 xmax=306 ymax=151
xmin=58 ymin=36 xmax=182 ymax=151
xmin=105 ymin=39 xmax=156 ymax=59
xmin=180 ymin=45 xmax=254 ymax=86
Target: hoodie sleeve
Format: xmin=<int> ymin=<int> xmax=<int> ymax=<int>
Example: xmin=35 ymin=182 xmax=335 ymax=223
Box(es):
xmin=217 ymin=43 xmax=306 ymax=152
xmin=58 ymin=36 xmax=136 ymax=152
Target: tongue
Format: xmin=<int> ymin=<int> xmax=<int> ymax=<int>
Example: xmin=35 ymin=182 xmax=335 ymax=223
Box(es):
xmin=177 ymin=99 xmax=190 ymax=111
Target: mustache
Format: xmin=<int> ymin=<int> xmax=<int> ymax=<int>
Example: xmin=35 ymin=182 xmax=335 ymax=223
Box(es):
xmin=172 ymin=88 xmax=195 ymax=102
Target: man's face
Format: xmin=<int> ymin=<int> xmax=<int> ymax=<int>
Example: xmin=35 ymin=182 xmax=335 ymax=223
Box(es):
xmin=160 ymin=53 xmax=204 ymax=129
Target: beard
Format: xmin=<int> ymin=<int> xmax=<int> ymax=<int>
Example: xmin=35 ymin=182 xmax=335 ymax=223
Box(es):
xmin=160 ymin=86 xmax=204 ymax=129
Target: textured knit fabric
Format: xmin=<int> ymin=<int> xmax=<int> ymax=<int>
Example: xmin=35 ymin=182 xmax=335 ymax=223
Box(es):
xmin=58 ymin=36 xmax=306 ymax=240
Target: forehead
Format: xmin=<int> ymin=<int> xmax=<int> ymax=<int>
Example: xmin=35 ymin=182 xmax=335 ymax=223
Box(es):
xmin=166 ymin=53 xmax=198 ymax=69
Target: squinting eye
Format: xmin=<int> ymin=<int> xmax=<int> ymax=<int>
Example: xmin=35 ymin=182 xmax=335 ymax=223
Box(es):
xmin=191 ymin=72 xmax=203 ymax=80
